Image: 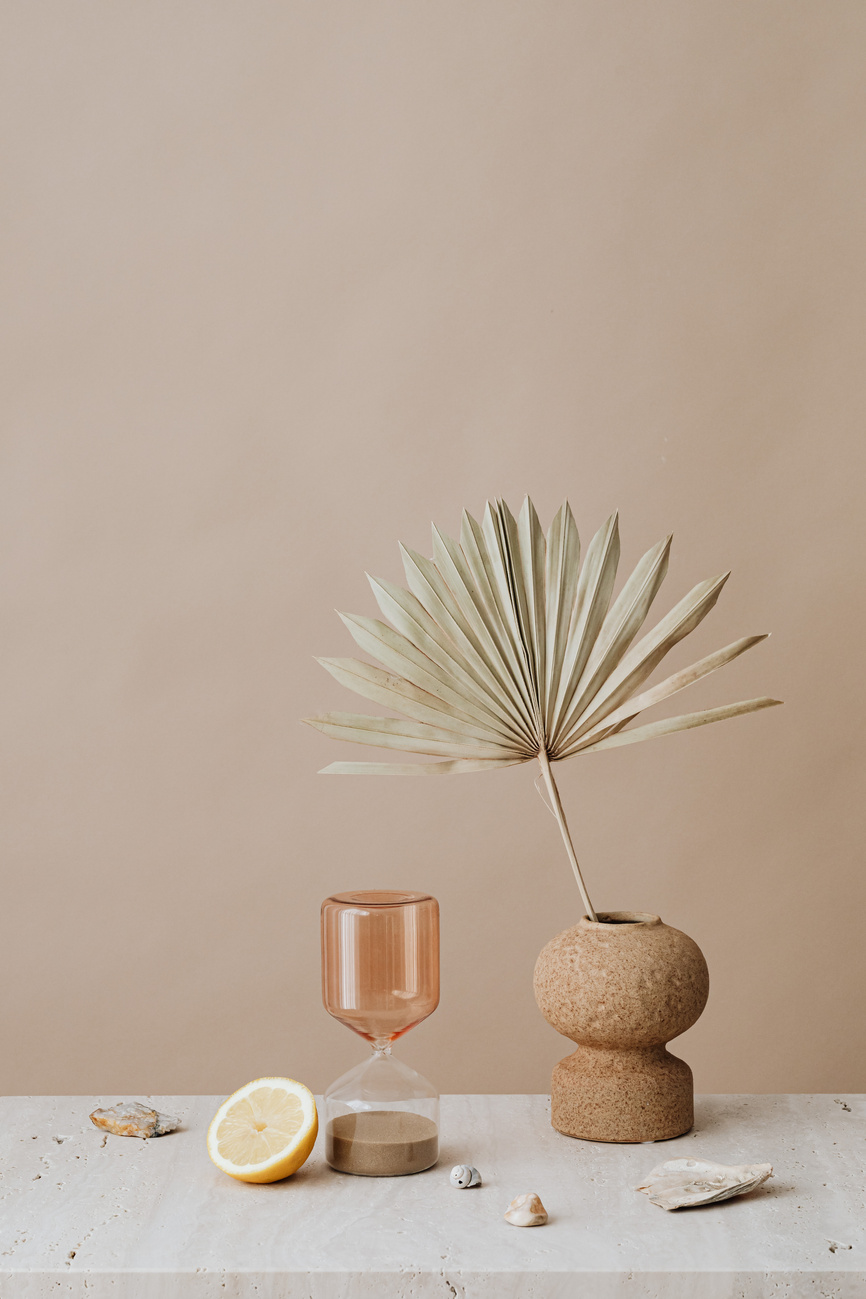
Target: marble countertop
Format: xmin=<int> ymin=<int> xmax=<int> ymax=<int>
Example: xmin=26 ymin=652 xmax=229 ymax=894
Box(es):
xmin=1 ymin=1093 xmax=863 ymax=1297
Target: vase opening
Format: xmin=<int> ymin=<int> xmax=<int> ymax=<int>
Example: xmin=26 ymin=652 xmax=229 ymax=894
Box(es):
xmin=585 ymin=911 xmax=661 ymax=927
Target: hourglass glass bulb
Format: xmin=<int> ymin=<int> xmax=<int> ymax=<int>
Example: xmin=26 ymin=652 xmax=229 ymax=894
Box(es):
xmin=321 ymin=890 xmax=439 ymax=1043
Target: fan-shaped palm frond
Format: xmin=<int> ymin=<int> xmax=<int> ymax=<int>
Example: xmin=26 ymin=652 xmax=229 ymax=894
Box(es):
xmin=305 ymin=499 xmax=781 ymax=919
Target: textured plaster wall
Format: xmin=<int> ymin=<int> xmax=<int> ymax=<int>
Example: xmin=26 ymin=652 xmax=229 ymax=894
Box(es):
xmin=1 ymin=1 xmax=864 ymax=1097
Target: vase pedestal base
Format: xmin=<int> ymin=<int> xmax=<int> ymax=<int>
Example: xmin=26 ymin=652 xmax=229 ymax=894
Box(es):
xmin=551 ymin=1044 xmax=694 ymax=1143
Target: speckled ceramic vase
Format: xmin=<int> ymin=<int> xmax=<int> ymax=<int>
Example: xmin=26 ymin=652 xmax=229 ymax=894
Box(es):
xmin=533 ymin=912 xmax=709 ymax=1143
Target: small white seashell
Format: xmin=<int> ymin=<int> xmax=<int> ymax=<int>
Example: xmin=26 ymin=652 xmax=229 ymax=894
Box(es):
xmin=450 ymin=1163 xmax=482 ymax=1188
xmin=90 ymin=1102 xmax=180 ymax=1139
xmin=504 ymin=1192 xmax=548 ymax=1226
xmin=636 ymin=1157 xmax=774 ymax=1211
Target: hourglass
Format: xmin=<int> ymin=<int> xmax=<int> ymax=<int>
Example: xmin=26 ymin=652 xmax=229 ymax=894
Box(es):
xmin=321 ymin=890 xmax=439 ymax=1176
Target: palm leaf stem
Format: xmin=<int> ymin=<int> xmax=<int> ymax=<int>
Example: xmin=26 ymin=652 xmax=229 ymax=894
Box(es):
xmin=537 ymin=748 xmax=597 ymax=921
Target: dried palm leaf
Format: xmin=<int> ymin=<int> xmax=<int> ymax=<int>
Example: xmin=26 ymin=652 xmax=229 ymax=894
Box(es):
xmin=305 ymin=498 xmax=781 ymax=919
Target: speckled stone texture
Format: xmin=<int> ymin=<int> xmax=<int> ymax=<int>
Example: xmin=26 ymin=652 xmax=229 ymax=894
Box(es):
xmin=2 ymin=1094 xmax=865 ymax=1295
xmin=534 ymin=912 xmax=710 ymax=1143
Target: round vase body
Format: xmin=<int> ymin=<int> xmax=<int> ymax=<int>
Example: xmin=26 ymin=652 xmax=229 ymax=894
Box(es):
xmin=533 ymin=912 xmax=709 ymax=1143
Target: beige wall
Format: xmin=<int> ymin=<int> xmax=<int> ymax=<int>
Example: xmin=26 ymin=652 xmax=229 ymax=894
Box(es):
xmin=2 ymin=1 xmax=864 ymax=1099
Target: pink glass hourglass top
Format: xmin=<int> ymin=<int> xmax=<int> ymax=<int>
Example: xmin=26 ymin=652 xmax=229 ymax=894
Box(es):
xmin=321 ymin=890 xmax=439 ymax=1045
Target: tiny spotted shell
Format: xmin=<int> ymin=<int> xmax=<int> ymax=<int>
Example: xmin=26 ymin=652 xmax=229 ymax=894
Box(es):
xmin=449 ymin=1164 xmax=482 ymax=1188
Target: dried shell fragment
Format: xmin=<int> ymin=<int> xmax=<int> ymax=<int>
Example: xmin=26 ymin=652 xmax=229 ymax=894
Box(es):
xmin=636 ymin=1157 xmax=773 ymax=1210
xmin=504 ymin=1192 xmax=548 ymax=1226
xmin=450 ymin=1164 xmax=482 ymax=1188
xmin=90 ymin=1102 xmax=180 ymax=1139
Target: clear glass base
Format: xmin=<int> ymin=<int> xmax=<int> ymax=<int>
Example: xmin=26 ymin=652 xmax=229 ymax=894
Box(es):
xmin=323 ymin=1045 xmax=439 ymax=1176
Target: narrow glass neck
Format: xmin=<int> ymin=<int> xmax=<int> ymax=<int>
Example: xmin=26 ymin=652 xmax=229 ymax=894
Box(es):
xmin=372 ymin=1039 xmax=393 ymax=1058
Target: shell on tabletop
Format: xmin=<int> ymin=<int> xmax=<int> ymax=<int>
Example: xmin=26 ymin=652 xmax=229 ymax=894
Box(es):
xmin=90 ymin=1102 xmax=180 ymax=1139
xmin=450 ymin=1164 xmax=482 ymax=1188
xmin=504 ymin=1193 xmax=548 ymax=1226
xmin=636 ymin=1157 xmax=773 ymax=1210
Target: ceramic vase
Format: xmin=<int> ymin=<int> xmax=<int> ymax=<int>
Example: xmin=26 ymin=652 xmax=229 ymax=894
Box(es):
xmin=533 ymin=911 xmax=709 ymax=1143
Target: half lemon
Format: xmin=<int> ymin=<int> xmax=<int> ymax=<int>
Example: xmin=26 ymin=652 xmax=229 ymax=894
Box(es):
xmin=207 ymin=1077 xmax=318 ymax=1183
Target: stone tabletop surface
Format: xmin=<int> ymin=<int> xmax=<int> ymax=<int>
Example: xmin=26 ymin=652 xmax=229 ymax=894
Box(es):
xmin=1 ymin=1094 xmax=863 ymax=1298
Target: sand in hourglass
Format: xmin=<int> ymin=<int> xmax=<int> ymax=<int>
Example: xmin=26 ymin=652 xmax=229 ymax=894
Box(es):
xmin=326 ymin=1109 xmax=439 ymax=1176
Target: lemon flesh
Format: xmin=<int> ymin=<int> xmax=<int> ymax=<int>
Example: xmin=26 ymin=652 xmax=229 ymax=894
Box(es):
xmin=207 ymin=1077 xmax=318 ymax=1183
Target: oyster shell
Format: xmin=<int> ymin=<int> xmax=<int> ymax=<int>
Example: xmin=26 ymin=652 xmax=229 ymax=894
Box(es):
xmin=636 ymin=1157 xmax=773 ymax=1210
xmin=90 ymin=1102 xmax=180 ymax=1138
xmin=504 ymin=1192 xmax=548 ymax=1226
